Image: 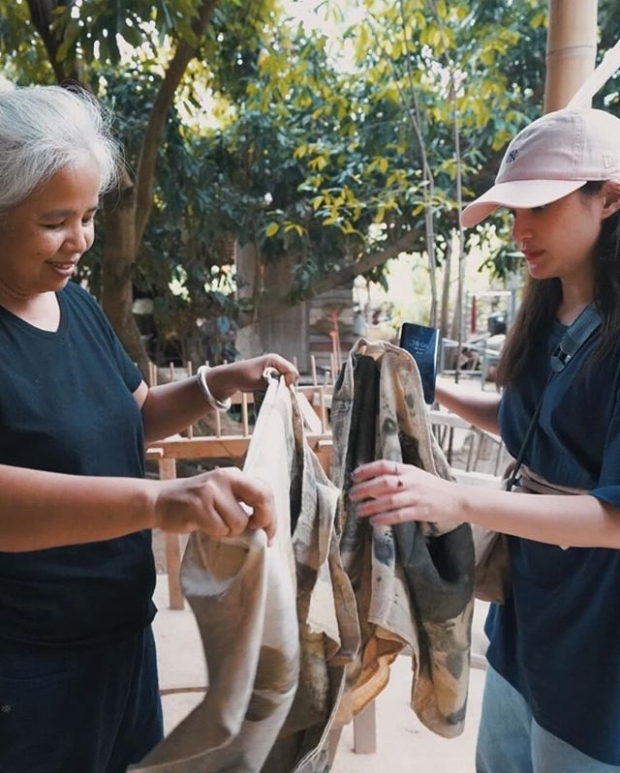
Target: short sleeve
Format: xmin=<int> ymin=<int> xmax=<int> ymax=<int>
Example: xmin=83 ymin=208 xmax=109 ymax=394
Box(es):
xmin=590 ymin=386 xmax=620 ymax=507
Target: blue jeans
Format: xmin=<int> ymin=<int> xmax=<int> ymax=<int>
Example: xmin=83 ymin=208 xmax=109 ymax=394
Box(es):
xmin=476 ymin=665 xmax=620 ymax=773
xmin=0 ymin=626 xmax=163 ymax=773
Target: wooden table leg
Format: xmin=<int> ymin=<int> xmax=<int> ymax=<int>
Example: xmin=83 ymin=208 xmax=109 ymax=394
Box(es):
xmin=158 ymin=458 xmax=184 ymax=610
xmin=353 ymin=700 xmax=377 ymax=754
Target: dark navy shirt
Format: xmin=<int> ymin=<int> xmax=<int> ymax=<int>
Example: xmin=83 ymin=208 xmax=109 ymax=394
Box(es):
xmin=0 ymin=282 xmax=155 ymax=646
xmin=488 ymin=318 xmax=620 ymax=764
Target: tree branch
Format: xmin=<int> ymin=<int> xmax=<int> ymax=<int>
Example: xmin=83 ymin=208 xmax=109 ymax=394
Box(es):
xmin=241 ymin=228 xmax=422 ymax=326
xmin=134 ymin=0 xmax=218 ymax=248
xmin=27 ymin=0 xmax=82 ymax=83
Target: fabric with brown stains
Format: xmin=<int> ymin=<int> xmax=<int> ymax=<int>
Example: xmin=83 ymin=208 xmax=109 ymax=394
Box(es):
xmin=330 ymin=339 xmax=475 ymax=739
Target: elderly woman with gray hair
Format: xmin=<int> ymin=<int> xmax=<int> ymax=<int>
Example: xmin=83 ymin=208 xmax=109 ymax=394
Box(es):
xmin=0 ymin=84 xmax=297 ymax=773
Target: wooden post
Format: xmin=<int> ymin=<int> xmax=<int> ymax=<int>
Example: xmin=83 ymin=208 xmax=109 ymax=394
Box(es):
xmin=353 ymin=701 xmax=377 ymax=754
xmin=318 ymin=386 xmax=328 ymax=434
xmin=185 ymin=361 xmax=194 ymax=439
xmin=241 ymin=392 xmax=250 ymax=437
xmin=158 ymin=457 xmax=185 ymax=610
xmin=544 ymin=0 xmax=598 ymax=112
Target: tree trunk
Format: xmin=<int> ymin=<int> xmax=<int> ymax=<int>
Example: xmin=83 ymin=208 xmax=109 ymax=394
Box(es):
xmin=101 ymin=180 xmax=151 ymax=377
xmin=235 ymin=240 xmax=264 ymax=358
xmin=440 ymin=238 xmax=452 ymax=340
xmin=235 ymin=240 xmax=309 ymax=368
xmin=100 ymin=0 xmax=219 ymax=378
xmin=237 ymin=229 xmax=422 ymax=328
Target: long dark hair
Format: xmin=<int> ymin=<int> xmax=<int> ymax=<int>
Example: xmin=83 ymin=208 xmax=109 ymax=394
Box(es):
xmin=496 ymin=181 xmax=620 ymax=387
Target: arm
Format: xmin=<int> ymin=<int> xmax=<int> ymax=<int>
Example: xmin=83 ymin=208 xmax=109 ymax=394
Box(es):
xmin=0 ymin=464 xmax=276 ymax=552
xmin=137 ymin=354 xmax=299 ymax=445
xmin=349 ymin=460 xmax=620 ymax=550
xmin=435 ymin=382 xmax=501 ymax=435
xmin=461 ymin=485 xmax=620 ymax=549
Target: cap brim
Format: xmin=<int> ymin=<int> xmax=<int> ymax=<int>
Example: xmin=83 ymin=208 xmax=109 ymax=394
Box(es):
xmin=460 ymin=179 xmax=587 ymax=228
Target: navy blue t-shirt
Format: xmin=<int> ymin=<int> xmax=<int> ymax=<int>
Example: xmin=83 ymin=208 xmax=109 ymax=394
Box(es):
xmin=490 ymin=318 xmax=620 ymax=764
xmin=0 ymin=282 xmax=156 ymax=646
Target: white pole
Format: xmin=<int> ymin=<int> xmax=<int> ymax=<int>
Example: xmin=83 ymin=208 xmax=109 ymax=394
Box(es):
xmin=544 ymin=0 xmax=598 ymax=112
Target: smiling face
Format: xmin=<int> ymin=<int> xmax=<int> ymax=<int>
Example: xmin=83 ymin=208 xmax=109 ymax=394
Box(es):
xmin=509 ymin=185 xmax=618 ymax=292
xmin=0 ymin=159 xmax=101 ymax=305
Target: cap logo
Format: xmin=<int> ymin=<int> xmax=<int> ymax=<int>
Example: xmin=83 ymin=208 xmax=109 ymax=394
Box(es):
xmin=507 ymin=149 xmax=519 ymax=163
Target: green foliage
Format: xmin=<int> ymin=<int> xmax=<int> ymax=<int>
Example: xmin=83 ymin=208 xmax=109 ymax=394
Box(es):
xmin=92 ymin=64 xmax=243 ymax=363
xmin=51 ymin=0 xmax=206 ymax=65
xmin=227 ymin=0 xmax=548 ymax=291
xmin=3 ymin=0 xmax=620 ymax=347
xmin=0 ymin=1 xmax=53 ymax=81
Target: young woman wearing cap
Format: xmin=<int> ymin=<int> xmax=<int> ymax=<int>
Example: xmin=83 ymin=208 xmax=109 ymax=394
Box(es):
xmin=349 ymin=107 xmax=620 ymax=772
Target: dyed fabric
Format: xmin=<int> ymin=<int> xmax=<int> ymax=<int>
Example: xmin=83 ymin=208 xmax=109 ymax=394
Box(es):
xmin=133 ymin=376 xmax=358 ymax=773
xmin=330 ymin=339 xmax=475 ymax=738
xmin=135 ymin=340 xmax=476 ymax=770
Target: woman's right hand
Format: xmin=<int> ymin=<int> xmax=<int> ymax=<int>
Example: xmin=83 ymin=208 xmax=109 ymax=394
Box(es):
xmin=153 ymin=467 xmax=276 ymax=543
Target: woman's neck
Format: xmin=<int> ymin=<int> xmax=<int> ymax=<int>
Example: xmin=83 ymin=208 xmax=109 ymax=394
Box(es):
xmin=557 ymin=282 xmax=594 ymax=326
xmin=0 ymin=290 xmax=60 ymax=331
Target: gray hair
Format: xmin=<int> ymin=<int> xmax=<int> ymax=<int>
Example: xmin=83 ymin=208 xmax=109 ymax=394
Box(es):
xmin=0 ymin=84 xmax=122 ymax=216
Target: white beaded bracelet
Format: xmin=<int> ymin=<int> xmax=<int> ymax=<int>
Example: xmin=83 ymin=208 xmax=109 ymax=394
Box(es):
xmin=196 ymin=365 xmax=232 ymax=412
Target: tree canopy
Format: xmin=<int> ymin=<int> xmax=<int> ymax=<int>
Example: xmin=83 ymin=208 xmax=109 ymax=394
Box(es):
xmin=1 ymin=0 xmax=619 ymax=368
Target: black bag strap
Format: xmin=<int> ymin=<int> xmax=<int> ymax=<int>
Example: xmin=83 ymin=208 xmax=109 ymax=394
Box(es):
xmin=550 ymin=302 xmax=602 ymax=373
xmin=505 ymin=302 xmax=601 ymax=491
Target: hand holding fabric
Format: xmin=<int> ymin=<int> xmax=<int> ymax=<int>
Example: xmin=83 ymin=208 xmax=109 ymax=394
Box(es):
xmin=349 ymin=459 xmax=462 ymax=528
xmin=206 ymin=354 xmax=298 ymax=403
xmin=153 ymin=466 xmax=276 ymax=543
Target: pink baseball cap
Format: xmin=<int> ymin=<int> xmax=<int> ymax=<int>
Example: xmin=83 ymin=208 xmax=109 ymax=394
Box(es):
xmin=460 ymin=108 xmax=620 ymax=228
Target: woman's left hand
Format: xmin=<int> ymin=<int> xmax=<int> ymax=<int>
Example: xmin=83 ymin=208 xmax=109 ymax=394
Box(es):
xmin=207 ymin=353 xmax=299 ymax=401
xmin=349 ymin=459 xmax=462 ymax=527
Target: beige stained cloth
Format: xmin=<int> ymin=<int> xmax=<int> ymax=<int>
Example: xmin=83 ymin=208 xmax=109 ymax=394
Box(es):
xmin=132 ymin=374 xmax=358 ymax=773
xmin=131 ymin=376 xmax=300 ymax=772
xmin=330 ymin=339 xmax=476 ymax=739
